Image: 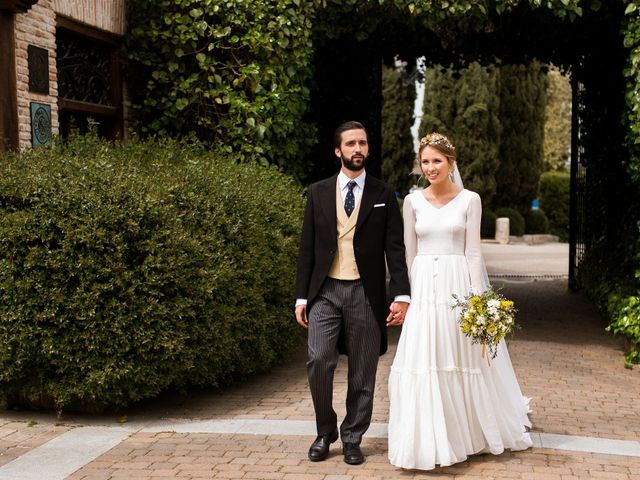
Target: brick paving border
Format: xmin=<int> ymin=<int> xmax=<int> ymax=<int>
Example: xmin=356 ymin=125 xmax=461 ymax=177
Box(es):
xmin=67 ymin=433 xmax=640 ymax=480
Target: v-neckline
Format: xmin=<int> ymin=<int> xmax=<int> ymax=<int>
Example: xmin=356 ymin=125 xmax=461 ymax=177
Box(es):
xmin=420 ymin=188 xmax=465 ymax=210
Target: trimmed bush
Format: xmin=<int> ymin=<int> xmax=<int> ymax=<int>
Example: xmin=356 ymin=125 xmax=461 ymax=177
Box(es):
xmin=539 ymin=171 xmax=570 ymax=241
xmin=481 ymin=209 xmax=497 ymax=239
xmin=524 ymin=209 xmax=550 ymax=234
xmin=495 ymin=207 xmax=525 ymax=237
xmin=0 ymin=135 xmax=304 ymax=410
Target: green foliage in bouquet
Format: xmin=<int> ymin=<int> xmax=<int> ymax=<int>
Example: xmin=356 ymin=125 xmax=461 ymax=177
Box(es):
xmin=0 ymin=134 xmax=304 ymax=410
xmin=451 ymin=287 xmax=519 ymax=361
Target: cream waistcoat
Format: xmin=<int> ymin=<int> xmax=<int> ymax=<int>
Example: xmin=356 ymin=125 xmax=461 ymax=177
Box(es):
xmin=328 ymin=180 xmax=362 ymax=280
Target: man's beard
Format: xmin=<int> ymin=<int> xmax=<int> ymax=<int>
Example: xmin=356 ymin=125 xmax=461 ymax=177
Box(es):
xmin=341 ymin=153 xmax=367 ymax=171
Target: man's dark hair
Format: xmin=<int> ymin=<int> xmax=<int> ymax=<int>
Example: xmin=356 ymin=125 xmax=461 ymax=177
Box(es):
xmin=333 ymin=121 xmax=368 ymax=149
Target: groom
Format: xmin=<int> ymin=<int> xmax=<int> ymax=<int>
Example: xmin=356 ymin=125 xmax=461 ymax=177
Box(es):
xmin=295 ymin=121 xmax=411 ymax=465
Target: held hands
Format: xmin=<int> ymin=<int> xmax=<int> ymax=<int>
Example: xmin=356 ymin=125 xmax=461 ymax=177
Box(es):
xmin=295 ymin=305 xmax=308 ymax=329
xmin=386 ymin=301 xmax=409 ymax=327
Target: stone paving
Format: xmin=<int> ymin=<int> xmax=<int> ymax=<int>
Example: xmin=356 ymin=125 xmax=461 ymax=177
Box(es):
xmin=65 ymin=433 xmax=640 ymax=480
xmin=1 ymin=243 xmax=639 ymax=479
xmin=0 ymin=420 xmax=73 ymax=468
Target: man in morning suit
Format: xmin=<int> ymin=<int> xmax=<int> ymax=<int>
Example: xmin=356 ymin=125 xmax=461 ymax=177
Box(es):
xmin=295 ymin=121 xmax=411 ymax=465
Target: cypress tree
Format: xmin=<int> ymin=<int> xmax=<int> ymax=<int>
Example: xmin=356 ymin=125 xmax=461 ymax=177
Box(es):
xmin=494 ymin=62 xmax=548 ymax=214
xmin=544 ymin=66 xmax=572 ymax=171
xmin=381 ymin=62 xmax=417 ymax=195
xmin=420 ymin=63 xmax=501 ymax=204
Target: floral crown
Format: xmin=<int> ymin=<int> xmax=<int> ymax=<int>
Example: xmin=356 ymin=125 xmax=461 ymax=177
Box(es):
xmin=419 ymin=132 xmax=455 ymax=153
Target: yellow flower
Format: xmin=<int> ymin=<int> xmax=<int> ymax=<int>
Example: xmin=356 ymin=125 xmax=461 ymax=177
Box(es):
xmin=501 ymin=300 xmax=514 ymax=308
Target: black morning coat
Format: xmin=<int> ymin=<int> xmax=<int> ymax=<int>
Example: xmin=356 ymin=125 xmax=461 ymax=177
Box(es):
xmin=295 ymin=173 xmax=411 ymax=355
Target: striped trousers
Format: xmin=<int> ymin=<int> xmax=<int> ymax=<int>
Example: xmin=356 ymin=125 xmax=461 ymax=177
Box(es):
xmin=307 ymin=278 xmax=381 ymax=444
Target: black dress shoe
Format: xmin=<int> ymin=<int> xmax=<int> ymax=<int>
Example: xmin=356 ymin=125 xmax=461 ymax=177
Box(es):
xmin=308 ymin=428 xmax=339 ymax=461
xmin=342 ymin=442 xmax=364 ymax=465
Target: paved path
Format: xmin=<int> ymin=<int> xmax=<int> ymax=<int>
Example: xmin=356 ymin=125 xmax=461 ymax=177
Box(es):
xmin=1 ymin=243 xmax=639 ymax=479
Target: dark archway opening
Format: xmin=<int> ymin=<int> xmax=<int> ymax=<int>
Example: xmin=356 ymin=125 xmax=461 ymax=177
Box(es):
xmin=305 ymin=3 xmax=628 ymax=289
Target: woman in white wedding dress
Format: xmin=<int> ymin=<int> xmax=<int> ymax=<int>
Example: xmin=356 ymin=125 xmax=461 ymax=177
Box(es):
xmin=388 ymin=133 xmax=532 ymax=470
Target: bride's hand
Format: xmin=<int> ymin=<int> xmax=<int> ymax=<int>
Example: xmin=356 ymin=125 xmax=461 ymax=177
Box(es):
xmin=387 ymin=301 xmax=409 ymax=327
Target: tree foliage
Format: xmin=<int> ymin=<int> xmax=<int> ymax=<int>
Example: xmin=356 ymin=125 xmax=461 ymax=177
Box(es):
xmin=544 ymin=66 xmax=572 ymax=171
xmin=420 ymin=62 xmax=501 ymax=205
xmin=494 ymin=62 xmax=548 ymax=214
xmin=539 ymin=171 xmax=569 ymax=241
xmin=381 ymin=62 xmax=417 ymax=195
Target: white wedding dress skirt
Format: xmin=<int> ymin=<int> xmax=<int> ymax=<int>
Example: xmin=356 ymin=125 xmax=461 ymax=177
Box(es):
xmin=388 ymin=190 xmax=532 ymax=470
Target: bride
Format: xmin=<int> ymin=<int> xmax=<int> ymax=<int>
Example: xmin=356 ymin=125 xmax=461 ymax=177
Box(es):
xmin=387 ymin=133 xmax=532 ymax=470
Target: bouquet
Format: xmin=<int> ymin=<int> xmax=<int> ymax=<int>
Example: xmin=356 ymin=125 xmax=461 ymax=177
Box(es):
xmin=451 ymin=287 xmax=519 ymax=363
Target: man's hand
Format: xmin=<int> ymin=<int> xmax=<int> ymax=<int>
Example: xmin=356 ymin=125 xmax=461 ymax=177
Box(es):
xmin=386 ymin=301 xmax=409 ymax=327
xmin=295 ymin=305 xmax=308 ymax=329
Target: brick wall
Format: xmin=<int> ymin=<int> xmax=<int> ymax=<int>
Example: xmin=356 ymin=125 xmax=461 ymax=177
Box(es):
xmin=12 ymin=0 xmax=126 ymax=150
xmin=14 ymin=0 xmax=58 ymax=150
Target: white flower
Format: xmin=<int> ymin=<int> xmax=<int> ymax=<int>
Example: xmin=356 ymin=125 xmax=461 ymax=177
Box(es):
xmin=488 ymin=299 xmax=500 ymax=309
xmin=476 ymin=315 xmax=486 ymax=325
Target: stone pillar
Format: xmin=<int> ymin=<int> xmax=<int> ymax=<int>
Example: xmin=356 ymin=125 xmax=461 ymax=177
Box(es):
xmin=495 ymin=217 xmax=510 ymax=245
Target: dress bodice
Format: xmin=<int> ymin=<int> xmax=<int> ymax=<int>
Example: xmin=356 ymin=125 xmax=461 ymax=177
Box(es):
xmin=411 ymin=189 xmax=468 ymax=256
xmin=403 ymin=188 xmax=489 ymax=294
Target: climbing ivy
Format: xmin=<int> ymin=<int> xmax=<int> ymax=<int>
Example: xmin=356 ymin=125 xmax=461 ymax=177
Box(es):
xmin=126 ymin=0 xmax=639 ymax=363
xmin=127 ymin=0 xmax=322 ymax=180
xmin=127 ymin=0 xmax=583 ymax=180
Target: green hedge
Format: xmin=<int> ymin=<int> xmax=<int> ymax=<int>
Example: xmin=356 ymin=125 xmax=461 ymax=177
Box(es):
xmin=481 ymin=209 xmax=497 ymax=239
xmin=524 ymin=209 xmax=550 ymax=234
xmin=495 ymin=207 xmax=525 ymax=237
xmin=0 ymin=135 xmax=304 ymax=410
xmin=579 ymin=230 xmax=640 ymax=367
xmin=539 ymin=171 xmax=569 ymax=242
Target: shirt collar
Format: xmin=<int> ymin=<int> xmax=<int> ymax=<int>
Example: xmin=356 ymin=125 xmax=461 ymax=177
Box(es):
xmin=338 ymin=170 xmax=366 ymax=191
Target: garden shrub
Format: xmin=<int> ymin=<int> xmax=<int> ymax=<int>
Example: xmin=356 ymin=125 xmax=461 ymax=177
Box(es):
xmin=539 ymin=171 xmax=569 ymax=241
xmin=494 ymin=207 xmax=525 ymax=237
xmin=606 ymin=292 xmax=640 ymax=367
xmin=481 ymin=209 xmax=497 ymax=239
xmin=0 ymin=135 xmax=304 ymax=410
xmin=524 ymin=209 xmax=550 ymax=234
xmin=579 ymin=221 xmax=640 ymax=367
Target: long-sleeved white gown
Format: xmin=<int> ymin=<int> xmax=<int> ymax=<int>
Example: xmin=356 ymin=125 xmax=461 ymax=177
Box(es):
xmin=388 ymin=189 xmax=532 ymax=470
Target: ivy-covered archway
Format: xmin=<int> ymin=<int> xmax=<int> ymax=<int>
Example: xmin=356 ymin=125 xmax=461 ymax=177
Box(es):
xmin=127 ymin=0 xmax=640 ymax=363
xmin=306 ymin=0 xmax=628 ymax=284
